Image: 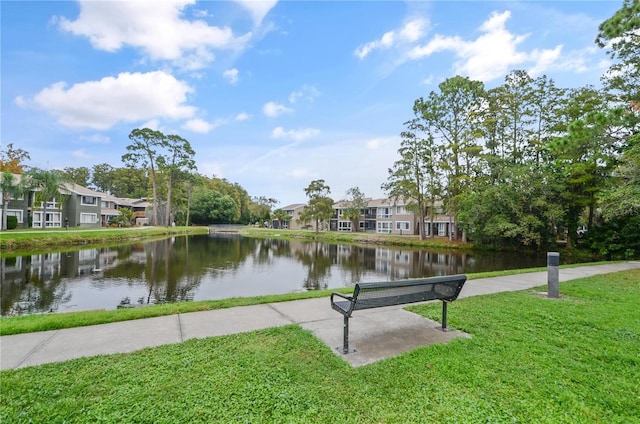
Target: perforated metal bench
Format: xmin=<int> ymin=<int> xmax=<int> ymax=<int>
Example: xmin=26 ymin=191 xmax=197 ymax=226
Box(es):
xmin=331 ymin=274 xmax=467 ymax=353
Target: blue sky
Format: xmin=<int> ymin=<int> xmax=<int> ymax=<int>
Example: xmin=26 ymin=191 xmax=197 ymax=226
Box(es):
xmin=1 ymin=0 xmax=620 ymax=206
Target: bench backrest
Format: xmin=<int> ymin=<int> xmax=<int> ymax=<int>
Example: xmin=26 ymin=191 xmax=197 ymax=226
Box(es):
xmin=352 ymin=274 xmax=467 ymax=311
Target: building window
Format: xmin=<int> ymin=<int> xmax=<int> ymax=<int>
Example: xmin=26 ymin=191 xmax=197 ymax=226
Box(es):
xmin=37 ymin=200 xmax=58 ymax=209
xmin=101 ymin=201 xmax=109 ymax=208
xmin=377 ymin=207 xmax=392 ymax=218
xmin=82 ymin=196 xmax=97 ymax=206
xmin=6 ymin=209 xmax=24 ymax=223
xmin=376 ymin=221 xmax=392 ymax=233
xmin=396 ymin=221 xmax=410 ymax=231
xmin=338 ymin=221 xmax=352 ymax=231
xmin=32 ymin=211 xmax=62 ymax=228
xmin=396 ymin=206 xmax=407 ymax=214
xmin=80 ymin=213 xmax=97 ymax=224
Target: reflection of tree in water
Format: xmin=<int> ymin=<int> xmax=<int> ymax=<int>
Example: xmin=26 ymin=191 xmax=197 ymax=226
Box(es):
xmin=294 ymin=242 xmax=334 ymax=290
xmin=254 ymin=238 xmax=292 ymax=265
xmin=0 ymin=254 xmax=72 ymax=315
xmin=105 ymin=235 xmax=257 ymax=306
xmin=337 ymin=245 xmax=376 ymax=286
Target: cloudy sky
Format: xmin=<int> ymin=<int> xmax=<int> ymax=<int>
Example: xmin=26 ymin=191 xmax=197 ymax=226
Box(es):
xmin=1 ymin=0 xmax=619 ymax=206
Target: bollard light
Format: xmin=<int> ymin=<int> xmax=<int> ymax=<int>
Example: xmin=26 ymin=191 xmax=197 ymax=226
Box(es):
xmin=547 ymin=252 xmax=559 ymax=298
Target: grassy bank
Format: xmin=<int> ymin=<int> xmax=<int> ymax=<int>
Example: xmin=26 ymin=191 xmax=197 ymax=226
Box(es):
xmin=0 ymin=226 xmax=209 ymax=252
xmin=239 ymin=227 xmax=473 ymax=249
xmin=1 ymin=270 xmax=638 ymax=423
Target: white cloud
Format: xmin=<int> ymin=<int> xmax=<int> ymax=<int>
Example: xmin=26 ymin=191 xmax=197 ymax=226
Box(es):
xmin=183 ymin=118 xmax=214 ymax=133
xmin=30 ymin=71 xmax=196 ymax=130
xmin=527 ymin=46 xmax=563 ymax=77
xmin=288 ymin=85 xmax=321 ymax=103
xmin=286 ymin=168 xmax=317 ymax=179
xmin=407 ymin=10 xmax=563 ymax=82
xmin=183 ymin=118 xmax=225 ymax=133
xmin=366 ymin=139 xmax=381 ymax=150
xmin=72 ymin=149 xmax=92 ymax=159
xmin=141 ymin=119 xmax=160 ymax=130
xmin=235 ymin=112 xmax=251 ymax=121
xmin=223 ymin=68 xmax=239 ymax=84
xmin=355 ymin=18 xmax=428 ymax=59
xmin=234 ymin=0 xmax=278 ymax=26
xmin=14 ymin=96 xmax=27 ymax=107
xmin=56 ymin=0 xmax=251 ymax=70
xmin=271 ymin=127 xmax=320 ymax=141
xmin=80 ymin=134 xmax=111 ymax=144
xmin=263 ymin=101 xmax=293 ymax=117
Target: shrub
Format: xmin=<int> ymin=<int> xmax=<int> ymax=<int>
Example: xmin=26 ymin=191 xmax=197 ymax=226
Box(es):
xmin=6 ymin=215 xmax=18 ymax=230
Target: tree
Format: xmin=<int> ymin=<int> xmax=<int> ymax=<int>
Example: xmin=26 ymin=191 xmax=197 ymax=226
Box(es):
xmin=1 ymin=171 xmax=27 ymax=230
xmin=159 ymin=134 xmax=196 ymax=226
xmin=341 ymin=187 xmax=368 ymax=233
xmin=91 ymin=163 xmax=115 ymax=194
xmin=113 ymin=207 xmax=134 ymax=227
xmin=249 ymin=196 xmax=278 ymax=225
xmin=190 ymin=190 xmax=237 ymax=224
xmin=111 ymin=167 xmax=149 ymax=198
xmin=596 ymin=0 xmax=640 ymax=104
xmin=122 ymin=128 xmax=167 ymax=225
xmin=381 ymin=119 xmax=441 ymax=239
xmin=24 ymin=168 xmax=70 ymax=229
xmin=207 ymin=177 xmax=252 ymax=223
xmin=549 ymin=88 xmax=622 ymax=248
xmin=63 ymin=167 xmax=90 ymax=186
xmin=414 ymin=76 xmax=485 ymax=241
xmin=302 ymin=179 xmax=333 ymax=233
xmin=0 ymin=143 xmax=30 ymax=173
xmin=272 ymin=208 xmax=292 ymax=229
xmin=599 ymin=142 xmax=640 ymax=220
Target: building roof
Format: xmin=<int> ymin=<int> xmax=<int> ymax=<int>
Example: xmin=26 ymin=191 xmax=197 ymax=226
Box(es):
xmin=280 ymin=203 xmax=306 ymax=211
xmin=61 ymin=182 xmax=104 ymax=198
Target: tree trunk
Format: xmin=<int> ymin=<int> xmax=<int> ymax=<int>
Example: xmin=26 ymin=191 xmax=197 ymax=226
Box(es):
xmin=1 ymin=195 xmax=9 ymax=230
xmin=165 ymin=173 xmax=173 ymax=227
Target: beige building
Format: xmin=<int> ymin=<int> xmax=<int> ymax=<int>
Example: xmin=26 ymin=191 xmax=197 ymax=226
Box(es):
xmin=330 ymin=198 xmax=456 ymax=236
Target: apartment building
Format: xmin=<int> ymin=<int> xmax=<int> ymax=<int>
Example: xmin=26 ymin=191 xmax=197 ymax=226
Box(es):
xmin=330 ymin=198 xmax=456 ymax=236
xmin=1 ymin=175 xmax=150 ymax=229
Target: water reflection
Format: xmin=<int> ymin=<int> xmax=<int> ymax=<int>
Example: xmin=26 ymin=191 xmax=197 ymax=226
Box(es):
xmin=1 ymin=234 xmax=551 ymax=316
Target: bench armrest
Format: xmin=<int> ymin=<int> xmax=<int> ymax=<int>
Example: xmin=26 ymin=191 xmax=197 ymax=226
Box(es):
xmin=331 ymin=292 xmax=355 ymax=316
xmin=331 ymin=292 xmax=353 ymax=303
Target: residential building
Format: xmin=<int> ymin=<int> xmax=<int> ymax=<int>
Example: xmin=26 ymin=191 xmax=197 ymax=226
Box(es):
xmin=329 ymin=197 xmax=456 ymax=236
xmin=1 ymin=174 xmax=150 ymax=229
xmin=100 ymin=193 xmax=150 ymax=226
xmin=277 ymin=204 xmax=306 ymax=230
xmin=59 ymin=183 xmax=103 ymax=228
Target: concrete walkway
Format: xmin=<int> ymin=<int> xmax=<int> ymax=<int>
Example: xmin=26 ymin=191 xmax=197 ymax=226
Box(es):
xmin=2 ymin=262 xmax=639 ymax=369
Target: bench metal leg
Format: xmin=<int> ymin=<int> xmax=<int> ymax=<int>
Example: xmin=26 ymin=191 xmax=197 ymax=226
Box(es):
xmin=338 ymin=315 xmax=356 ymax=354
xmin=438 ymin=301 xmax=450 ymax=332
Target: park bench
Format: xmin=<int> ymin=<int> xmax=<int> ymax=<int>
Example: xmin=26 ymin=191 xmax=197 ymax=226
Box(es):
xmin=330 ymin=274 xmax=467 ymax=353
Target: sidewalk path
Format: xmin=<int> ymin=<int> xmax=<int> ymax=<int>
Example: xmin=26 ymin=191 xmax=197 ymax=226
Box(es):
xmin=2 ymin=262 xmax=639 ymax=369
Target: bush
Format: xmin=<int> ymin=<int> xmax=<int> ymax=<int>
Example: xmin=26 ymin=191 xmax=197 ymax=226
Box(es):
xmin=6 ymin=215 xmax=18 ymax=230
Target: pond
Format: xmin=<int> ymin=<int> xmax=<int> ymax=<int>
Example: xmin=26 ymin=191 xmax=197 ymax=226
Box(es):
xmin=1 ymin=233 xmax=565 ymax=316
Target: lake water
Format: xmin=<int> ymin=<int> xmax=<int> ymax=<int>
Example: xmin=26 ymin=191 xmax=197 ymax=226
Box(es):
xmin=1 ymin=233 xmax=562 ymax=316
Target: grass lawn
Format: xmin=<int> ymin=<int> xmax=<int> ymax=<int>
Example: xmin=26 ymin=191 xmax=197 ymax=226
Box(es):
xmin=1 ymin=270 xmax=638 ymax=423
xmin=0 ymin=226 xmax=209 ymax=252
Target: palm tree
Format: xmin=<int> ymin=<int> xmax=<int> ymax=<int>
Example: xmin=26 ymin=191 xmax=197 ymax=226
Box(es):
xmin=1 ymin=171 xmax=26 ymax=230
xmin=24 ymin=168 xmax=70 ymax=229
xmin=272 ymin=209 xmax=292 ymax=229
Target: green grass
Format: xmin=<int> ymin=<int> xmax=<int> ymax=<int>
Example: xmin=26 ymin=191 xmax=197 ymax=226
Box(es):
xmin=240 ymin=227 xmax=474 ymax=249
xmin=2 ymin=270 xmax=638 ymax=423
xmin=0 ymin=226 xmax=209 ymax=251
